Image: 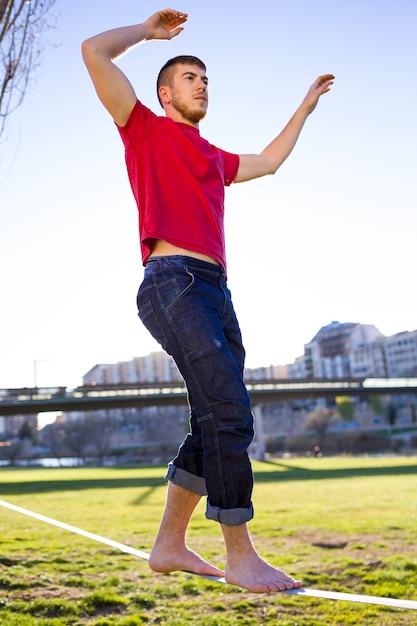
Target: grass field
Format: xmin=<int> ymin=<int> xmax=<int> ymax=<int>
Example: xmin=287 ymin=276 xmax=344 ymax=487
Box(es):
xmin=1 ymin=455 xmax=417 ymax=625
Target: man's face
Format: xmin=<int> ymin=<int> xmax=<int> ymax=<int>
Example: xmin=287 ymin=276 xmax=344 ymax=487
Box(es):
xmin=169 ymin=64 xmax=209 ymax=125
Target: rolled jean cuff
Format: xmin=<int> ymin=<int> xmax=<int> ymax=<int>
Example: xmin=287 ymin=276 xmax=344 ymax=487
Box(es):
xmin=165 ymin=463 xmax=208 ymax=497
xmin=206 ymin=502 xmax=254 ymax=526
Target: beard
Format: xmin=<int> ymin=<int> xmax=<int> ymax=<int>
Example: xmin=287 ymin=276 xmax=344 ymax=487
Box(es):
xmin=171 ymin=93 xmax=207 ymax=124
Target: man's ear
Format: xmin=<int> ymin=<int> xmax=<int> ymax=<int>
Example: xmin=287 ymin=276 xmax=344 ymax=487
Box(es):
xmin=159 ymin=86 xmax=171 ymax=105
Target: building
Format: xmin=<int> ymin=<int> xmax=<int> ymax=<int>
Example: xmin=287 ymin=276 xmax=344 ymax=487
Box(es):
xmin=291 ymin=321 xmax=384 ymax=379
xmin=350 ymin=339 xmax=387 ymax=378
xmin=83 ymin=351 xmax=183 ymax=386
xmin=287 ymin=322 xmax=417 ymax=380
xmin=83 ymin=352 xmax=289 ymax=387
xmin=384 ymin=330 xmax=417 ymax=377
xmin=81 ymin=324 xmax=417 ymax=390
xmin=244 ymin=364 xmax=287 ymax=380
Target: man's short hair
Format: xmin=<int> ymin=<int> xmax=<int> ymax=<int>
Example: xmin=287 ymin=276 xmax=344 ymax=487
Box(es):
xmin=157 ymin=55 xmax=206 ymax=107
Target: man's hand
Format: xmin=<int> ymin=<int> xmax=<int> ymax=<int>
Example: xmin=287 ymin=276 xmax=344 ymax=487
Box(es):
xmin=145 ymin=9 xmax=188 ymax=41
xmin=302 ymin=74 xmax=335 ymax=114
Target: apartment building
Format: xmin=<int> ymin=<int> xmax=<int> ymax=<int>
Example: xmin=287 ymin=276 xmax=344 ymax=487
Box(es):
xmin=384 ymin=330 xmax=417 ymax=377
xmin=83 ymin=351 xmax=182 ymax=386
xmin=288 ymin=322 xmax=417 ymax=379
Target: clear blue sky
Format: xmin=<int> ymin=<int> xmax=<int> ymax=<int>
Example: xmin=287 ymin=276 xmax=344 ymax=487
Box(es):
xmin=1 ymin=0 xmax=416 ymax=390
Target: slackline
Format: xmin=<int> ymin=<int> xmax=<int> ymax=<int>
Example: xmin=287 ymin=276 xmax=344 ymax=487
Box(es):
xmin=1 ymin=498 xmax=417 ymax=611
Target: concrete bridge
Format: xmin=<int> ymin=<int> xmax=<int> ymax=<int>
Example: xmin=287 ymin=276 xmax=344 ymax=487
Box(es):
xmin=1 ymin=377 xmax=416 ymax=416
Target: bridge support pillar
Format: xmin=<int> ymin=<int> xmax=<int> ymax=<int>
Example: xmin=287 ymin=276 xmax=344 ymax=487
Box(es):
xmin=250 ymin=404 xmax=266 ymax=461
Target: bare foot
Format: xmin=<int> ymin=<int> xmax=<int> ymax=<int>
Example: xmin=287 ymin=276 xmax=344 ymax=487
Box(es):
xmin=225 ymin=550 xmax=303 ymax=593
xmin=149 ymin=541 xmax=224 ymax=578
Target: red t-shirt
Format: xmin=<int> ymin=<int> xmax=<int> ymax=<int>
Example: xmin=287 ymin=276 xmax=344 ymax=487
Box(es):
xmin=117 ymin=100 xmax=239 ymax=269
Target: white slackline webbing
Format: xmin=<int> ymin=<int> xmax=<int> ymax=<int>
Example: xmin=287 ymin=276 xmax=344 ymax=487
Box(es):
xmin=0 ymin=499 xmax=149 ymax=561
xmin=1 ymin=498 xmax=417 ymax=611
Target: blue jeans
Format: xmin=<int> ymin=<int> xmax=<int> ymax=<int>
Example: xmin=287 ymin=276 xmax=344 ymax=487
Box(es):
xmin=137 ymin=256 xmax=254 ymax=525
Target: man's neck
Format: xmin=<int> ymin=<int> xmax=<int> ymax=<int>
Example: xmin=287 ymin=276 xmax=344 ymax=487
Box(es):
xmin=166 ymin=111 xmax=199 ymax=129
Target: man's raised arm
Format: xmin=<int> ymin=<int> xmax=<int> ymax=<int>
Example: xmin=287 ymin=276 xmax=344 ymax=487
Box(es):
xmin=81 ymin=9 xmax=188 ymax=127
xmin=235 ymin=74 xmax=335 ymax=183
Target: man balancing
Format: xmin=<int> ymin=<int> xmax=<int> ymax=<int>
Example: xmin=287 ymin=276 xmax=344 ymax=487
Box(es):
xmin=82 ymin=8 xmax=334 ymax=593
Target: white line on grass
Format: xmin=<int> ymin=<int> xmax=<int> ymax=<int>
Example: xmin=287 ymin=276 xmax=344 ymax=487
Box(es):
xmin=1 ymin=498 xmax=417 ymax=611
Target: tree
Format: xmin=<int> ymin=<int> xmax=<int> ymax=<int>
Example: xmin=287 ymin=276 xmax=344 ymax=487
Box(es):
xmin=335 ymin=396 xmax=355 ymax=422
xmin=304 ymin=405 xmax=336 ymax=444
xmin=62 ymin=419 xmax=90 ymax=465
xmin=0 ymin=0 xmax=56 ymax=139
xmin=386 ymin=403 xmax=398 ymax=427
xmin=17 ymin=419 xmax=34 ymax=442
xmin=0 ymin=439 xmax=23 ymax=465
xmin=61 ymin=415 xmax=114 ymax=465
xmin=370 ymin=395 xmax=384 ymax=417
xmin=40 ymin=421 xmax=66 ymax=464
xmin=84 ymin=413 xmax=113 ymax=465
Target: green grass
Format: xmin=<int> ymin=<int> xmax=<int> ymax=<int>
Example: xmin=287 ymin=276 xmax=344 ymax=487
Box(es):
xmin=1 ymin=456 xmax=417 ymax=624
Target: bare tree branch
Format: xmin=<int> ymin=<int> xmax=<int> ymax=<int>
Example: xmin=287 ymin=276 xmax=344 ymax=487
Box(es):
xmin=0 ymin=0 xmax=57 ymax=140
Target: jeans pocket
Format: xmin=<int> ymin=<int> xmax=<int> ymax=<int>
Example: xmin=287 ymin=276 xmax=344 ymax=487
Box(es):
xmin=164 ymin=269 xmax=195 ymax=311
xmin=136 ymin=268 xmax=195 ymax=350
